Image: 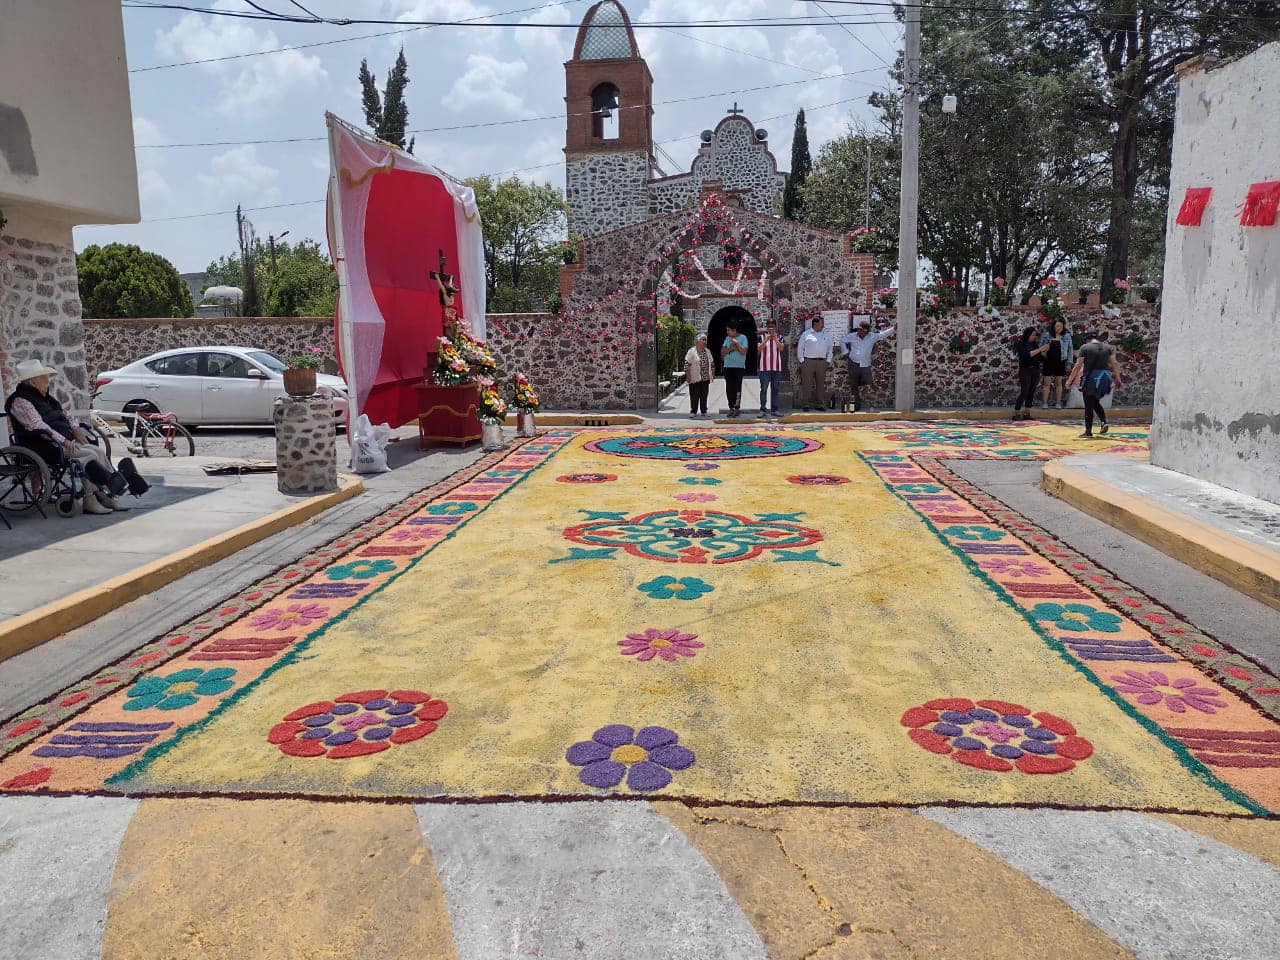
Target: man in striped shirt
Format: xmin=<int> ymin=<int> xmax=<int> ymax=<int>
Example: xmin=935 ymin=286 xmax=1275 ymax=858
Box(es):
xmin=757 ymin=319 xmax=783 ymax=417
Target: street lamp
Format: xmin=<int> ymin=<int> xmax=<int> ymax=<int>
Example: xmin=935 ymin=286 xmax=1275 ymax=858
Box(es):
xmin=268 ymin=230 xmax=290 ymax=272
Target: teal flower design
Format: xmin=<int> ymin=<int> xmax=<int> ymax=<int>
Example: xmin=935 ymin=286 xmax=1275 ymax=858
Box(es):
xmin=326 ymin=558 xmax=396 ymax=581
xmin=678 ymin=477 xmax=722 ymax=486
xmin=940 ymin=525 xmax=1005 ymax=542
xmin=1030 ymin=602 xmax=1124 ymax=633
xmin=898 ymin=483 xmax=943 ymax=493
xmin=638 ymin=576 xmax=714 ymax=600
xmin=123 ymin=667 xmax=236 ymax=711
xmin=866 ymin=454 xmax=905 ymax=462
xmin=426 ymin=501 xmax=478 ymax=516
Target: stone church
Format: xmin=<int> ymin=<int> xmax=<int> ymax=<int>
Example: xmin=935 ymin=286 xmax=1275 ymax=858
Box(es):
xmin=493 ymin=0 xmax=873 ymax=411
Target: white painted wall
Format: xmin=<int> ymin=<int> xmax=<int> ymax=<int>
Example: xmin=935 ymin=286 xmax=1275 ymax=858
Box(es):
xmin=0 ymin=0 xmax=139 ymax=228
xmin=1150 ymin=45 xmax=1280 ymax=504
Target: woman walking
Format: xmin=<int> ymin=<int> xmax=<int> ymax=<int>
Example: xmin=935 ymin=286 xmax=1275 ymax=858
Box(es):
xmin=683 ymin=333 xmax=715 ymax=419
xmin=1013 ymin=327 xmax=1048 ymax=420
xmin=1038 ymin=318 xmax=1073 ymax=408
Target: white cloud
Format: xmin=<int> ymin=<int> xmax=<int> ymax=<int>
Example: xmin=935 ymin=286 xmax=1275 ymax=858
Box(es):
xmin=445 ymin=54 xmax=534 ymax=117
xmin=132 ymin=116 xmax=168 ymax=148
xmin=196 ymin=145 xmax=284 ymax=208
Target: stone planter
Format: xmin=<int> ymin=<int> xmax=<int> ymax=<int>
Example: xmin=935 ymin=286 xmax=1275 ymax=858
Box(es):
xmin=516 ymin=410 xmax=536 ymax=437
xmin=273 ymin=395 xmax=337 ymax=495
xmin=283 ymin=367 xmax=317 ymax=397
xmin=481 ymin=420 xmax=505 ymax=451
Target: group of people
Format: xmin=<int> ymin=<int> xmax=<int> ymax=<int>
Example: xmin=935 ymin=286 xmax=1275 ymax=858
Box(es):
xmin=4 ymin=358 xmax=148 ymax=514
xmin=683 ymin=314 xmax=895 ymax=418
xmin=1014 ymin=322 xmax=1123 ymax=437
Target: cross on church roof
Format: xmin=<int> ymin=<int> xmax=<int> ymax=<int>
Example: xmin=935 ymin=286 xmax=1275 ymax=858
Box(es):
xmin=727 ymin=103 xmax=744 ymax=116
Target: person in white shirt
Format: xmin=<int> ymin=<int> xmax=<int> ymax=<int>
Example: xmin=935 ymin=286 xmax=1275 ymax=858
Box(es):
xmin=838 ymin=317 xmax=895 ymax=411
xmin=795 ymin=316 xmax=833 ymax=411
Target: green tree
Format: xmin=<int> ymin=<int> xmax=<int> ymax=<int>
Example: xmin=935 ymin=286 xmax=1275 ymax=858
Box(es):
xmin=77 ymin=243 xmax=193 ymax=319
xmin=468 ymin=175 xmax=568 ymax=313
xmin=801 ymin=122 xmax=900 ymax=258
xmin=782 ymin=109 xmax=811 ymax=220
xmin=359 ymin=48 xmax=415 ymax=153
xmin=204 ymin=238 xmax=337 ymax=317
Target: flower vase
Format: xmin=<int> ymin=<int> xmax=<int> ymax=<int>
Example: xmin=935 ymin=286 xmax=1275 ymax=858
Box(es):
xmin=516 ymin=410 xmax=536 ymax=438
xmin=481 ymin=420 xmax=505 ymax=451
xmin=283 ymin=367 xmax=317 ymax=397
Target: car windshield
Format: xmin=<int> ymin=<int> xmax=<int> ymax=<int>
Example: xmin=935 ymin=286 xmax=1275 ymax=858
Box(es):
xmin=246 ymin=351 xmax=287 ymax=373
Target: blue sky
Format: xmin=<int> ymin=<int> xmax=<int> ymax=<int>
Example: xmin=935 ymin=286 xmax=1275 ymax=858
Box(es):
xmin=76 ymin=0 xmax=900 ymax=273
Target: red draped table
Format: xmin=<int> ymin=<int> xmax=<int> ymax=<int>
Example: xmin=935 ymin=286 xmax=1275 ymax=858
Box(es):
xmin=415 ymin=383 xmax=481 ymax=448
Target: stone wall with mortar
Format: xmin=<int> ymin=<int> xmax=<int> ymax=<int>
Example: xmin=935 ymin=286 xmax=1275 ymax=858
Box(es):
xmin=485 ymin=313 xmax=634 ymax=410
xmin=648 ymin=118 xmax=785 ymax=218
xmin=566 ymin=152 xmax=653 ymax=238
xmin=1150 ymin=47 xmax=1280 ymax=504
xmin=0 ymin=231 xmax=88 ymax=414
xmin=272 ymin=396 xmax=337 ymax=494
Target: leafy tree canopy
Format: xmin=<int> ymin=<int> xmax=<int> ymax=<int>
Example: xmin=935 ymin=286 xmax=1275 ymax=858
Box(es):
xmin=467 ymin=176 xmax=568 ymax=313
xmin=77 ymin=243 xmax=194 ymax=319
xmin=204 ymin=238 xmax=337 ymax=318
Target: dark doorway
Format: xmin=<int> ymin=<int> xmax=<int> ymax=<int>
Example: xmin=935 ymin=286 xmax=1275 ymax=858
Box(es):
xmin=707 ymin=305 xmax=758 ymax=376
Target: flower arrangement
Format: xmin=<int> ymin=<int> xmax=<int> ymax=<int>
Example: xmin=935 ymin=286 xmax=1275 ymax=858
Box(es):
xmin=988 ymin=276 xmax=1010 ymax=306
xmin=1036 ymin=276 xmax=1065 ymax=326
xmin=476 ymin=379 xmax=508 ymax=423
xmin=451 ymin=323 xmax=498 ymax=379
xmin=433 ymin=336 xmax=472 ymax=386
xmin=921 ymin=280 xmax=957 ymax=322
xmin=287 ymin=344 xmax=326 ymax=370
xmin=1118 ymin=330 xmax=1150 ymax=355
xmin=875 ymin=286 xmax=897 ymax=309
xmin=1107 ymin=278 xmax=1130 ymax=306
xmin=513 ymin=372 xmax=540 ymax=412
xmin=947 ymin=329 xmax=978 ymax=355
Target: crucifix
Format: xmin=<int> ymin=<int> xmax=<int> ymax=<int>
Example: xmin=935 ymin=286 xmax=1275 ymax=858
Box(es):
xmin=429 ymin=248 xmax=459 ymax=324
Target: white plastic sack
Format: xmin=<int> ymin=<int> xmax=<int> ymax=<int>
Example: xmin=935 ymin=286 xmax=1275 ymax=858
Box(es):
xmin=350 ymin=413 xmax=392 ymax=473
xmin=1065 ymin=388 xmax=1113 ymax=409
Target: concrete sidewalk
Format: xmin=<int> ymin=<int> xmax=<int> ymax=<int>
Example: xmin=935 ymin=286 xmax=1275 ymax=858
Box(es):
xmin=1043 ymin=454 xmax=1280 ymax=611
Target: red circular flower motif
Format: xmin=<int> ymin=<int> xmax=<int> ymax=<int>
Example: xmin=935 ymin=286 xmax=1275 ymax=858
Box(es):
xmin=786 ymin=475 xmax=852 ymax=485
xmin=901 ymin=697 xmax=1093 ymax=775
xmin=268 ymin=689 xmax=447 ymax=760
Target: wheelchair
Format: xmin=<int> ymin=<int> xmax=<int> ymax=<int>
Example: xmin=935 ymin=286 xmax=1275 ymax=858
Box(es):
xmin=0 ymin=416 xmax=106 ymax=519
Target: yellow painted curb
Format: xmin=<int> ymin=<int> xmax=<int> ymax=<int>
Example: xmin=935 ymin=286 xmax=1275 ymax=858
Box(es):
xmin=502 ymin=413 xmax=644 ymax=427
xmin=1042 ymin=459 xmax=1280 ymax=611
xmin=0 ymin=475 xmax=364 ymax=663
xmin=716 ymin=407 xmax=1152 ymax=425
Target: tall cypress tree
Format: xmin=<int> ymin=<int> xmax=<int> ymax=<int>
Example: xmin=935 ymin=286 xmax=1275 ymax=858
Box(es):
xmin=782 ymin=109 xmax=811 ymax=220
xmin=357 ymin=49 xmax=414 ymax=154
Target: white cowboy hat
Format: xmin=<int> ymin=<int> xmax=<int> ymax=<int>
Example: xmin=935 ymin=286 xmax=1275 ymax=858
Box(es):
xmin=14 ymin=359 xmax=57 ymax=382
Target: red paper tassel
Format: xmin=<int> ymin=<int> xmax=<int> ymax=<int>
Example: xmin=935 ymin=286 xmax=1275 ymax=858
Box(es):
xmin=1240 ymin=180 xmax=1280 ymax=227
xmin=1175 ymin=186 xmax=1211 ymax=226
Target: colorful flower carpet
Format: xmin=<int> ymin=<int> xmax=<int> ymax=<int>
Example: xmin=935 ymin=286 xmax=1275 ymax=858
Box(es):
xmin=2 ymin=422 xmax=1278 ymax=817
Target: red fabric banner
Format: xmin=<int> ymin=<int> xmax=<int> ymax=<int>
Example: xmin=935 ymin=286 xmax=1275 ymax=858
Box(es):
xmin=1240 ymin=180 xmax=1280 ymax=227
xmin=1174 ymin=186 xmax=1211 ymax=227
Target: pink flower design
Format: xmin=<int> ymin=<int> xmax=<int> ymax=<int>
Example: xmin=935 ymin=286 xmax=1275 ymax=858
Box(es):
xmin=674 ymin=492 xmax=717 ymax=503
xmin=387 ymin=528 xmax=433 ymax=542
xmin=619 ymin=628 xmax=704 ymax=662
xmin=1111 ymin=670 xmax=1227 ymax=714
xmin=970 ymin=721 xmax=1022 ymax=744
xmin=980 ymin=558 xmax=1052 ymax=578
xmin=249 ymin=603 xmax=328 ymax=632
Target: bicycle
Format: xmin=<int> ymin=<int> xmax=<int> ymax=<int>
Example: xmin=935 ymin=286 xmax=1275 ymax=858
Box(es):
xmin=88 ymin=393 xmax=196 ymax=458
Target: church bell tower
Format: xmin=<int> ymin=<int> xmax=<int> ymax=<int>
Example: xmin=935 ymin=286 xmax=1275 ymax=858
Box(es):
xmin=564 ymin=0 xmax=654 ymax=237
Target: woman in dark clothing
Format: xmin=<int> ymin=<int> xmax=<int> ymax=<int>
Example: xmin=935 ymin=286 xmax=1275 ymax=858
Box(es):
xmin=1013 ymin=327 xmax=1048 ymax=420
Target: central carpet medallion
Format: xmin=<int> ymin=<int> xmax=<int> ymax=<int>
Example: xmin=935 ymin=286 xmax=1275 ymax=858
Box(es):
xmin=584 ymin=433 xmax=821 ymax=460
xmin=563 ymin=509 xmax=823 ymax=563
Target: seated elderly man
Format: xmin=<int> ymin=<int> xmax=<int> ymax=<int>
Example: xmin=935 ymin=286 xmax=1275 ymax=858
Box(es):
xmin=4 ymin=359 xmax=144 ymax=513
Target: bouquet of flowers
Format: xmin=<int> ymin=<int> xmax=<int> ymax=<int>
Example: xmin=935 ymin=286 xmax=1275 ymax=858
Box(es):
xmin=449 ymin=322 xmax=498 ymax=380
xmin=433 ymin=336 xmax=472 ymax=386
xmin=513 ymin=372 xmax=540 ymax=412
xmin=1107 ymin=278 xmax=1130 ymax=306
xmin=947 ymin=329 xmax=978 ymax=355
xmin=1036 ymin=276 xmax=1065 ymax=326
xmin=477 ymin=379 xmax=508 ymax=423
xmin=921 ymin=280 xmax=957 ymax=322
xmin=874 ymin=286 xmax=897 ymax=309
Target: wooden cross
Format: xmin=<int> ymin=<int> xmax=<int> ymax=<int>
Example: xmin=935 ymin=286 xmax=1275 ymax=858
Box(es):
xmin=429 ymin=249 xmax=460 ymax=323
xmin=727 ymin=103 xmax=744 ymax=116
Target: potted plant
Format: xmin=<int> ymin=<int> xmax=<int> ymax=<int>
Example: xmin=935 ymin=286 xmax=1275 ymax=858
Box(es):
xmin=513 ymin=372 xmax=540 ymax=438
xmin=1107 ymin=278 xmax=1130 ymax=306
xmin=989 ymin=276 xmax=1010 ymax=306
xmin=1036 ymin=276 xmax=1065 ymax=328
xmin=875 ymin=286 xmax=897 ymax=309
xmin=283 ymin=345 xmax=325 ymax=397
xmin=1139 ymin=284 xmax=1159 ymax=304
xmin=477 ymin=379 xmax=508 ymax=450
xmin=1077 ymin=286 xmax=1095 ymax=305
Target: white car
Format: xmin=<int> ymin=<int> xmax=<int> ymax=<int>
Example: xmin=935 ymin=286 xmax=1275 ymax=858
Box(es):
xmin=94 ymin=347 xmax=349 ymax=427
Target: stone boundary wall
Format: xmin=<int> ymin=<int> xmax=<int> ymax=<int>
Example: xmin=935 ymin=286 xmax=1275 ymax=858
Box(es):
xmin=81 ymin=305 xmax=1160 ymax=412
xmin=1 ymin=232 xmax=88 ymax=414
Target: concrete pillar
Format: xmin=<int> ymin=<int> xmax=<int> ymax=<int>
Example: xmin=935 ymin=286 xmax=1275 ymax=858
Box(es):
xmin=273 ymin=396 xmax=337 ymax=495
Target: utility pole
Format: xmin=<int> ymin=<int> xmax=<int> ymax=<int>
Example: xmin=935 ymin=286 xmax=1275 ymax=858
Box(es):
xmin=895 ymin=0 xmax=920 ymax=413
xmin=268 ymin=230 xmax=290 ymax=273
xmin=864 ymin=141 xmax=872 ymax=230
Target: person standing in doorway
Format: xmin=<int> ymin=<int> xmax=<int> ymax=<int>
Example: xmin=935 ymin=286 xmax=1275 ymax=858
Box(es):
xmin=1038 ymin=317 xmax=1073 ymax=408
xmin=795 ymin=315 xmax=833 ymax=412
xmin=1064 ymin=331 xmax=1123 ymax=438
xmin=757 ymin=319 xmax=783 ymax=417
xmin=1013 ymin=326 xmax=1048 ymax=420
xmin=684 ymin=333 xmax=714 ymax=419
xmin=720 ymin=320 xmax=748 ymax=417
xmin=839 ymin=316 xmax=896 ymax=412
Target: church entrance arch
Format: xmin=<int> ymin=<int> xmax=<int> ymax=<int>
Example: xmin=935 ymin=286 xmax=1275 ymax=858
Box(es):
xmin=707 ymin=305 xmax=758 ymax=376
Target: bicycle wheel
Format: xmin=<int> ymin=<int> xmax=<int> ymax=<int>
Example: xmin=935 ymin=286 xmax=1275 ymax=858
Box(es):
xmin=142 ymin=421 xmax=196 ymax=457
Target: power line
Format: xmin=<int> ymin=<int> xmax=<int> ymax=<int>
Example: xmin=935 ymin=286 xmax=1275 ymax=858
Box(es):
xmin=135 ymin=95 xmax=865 ymax=223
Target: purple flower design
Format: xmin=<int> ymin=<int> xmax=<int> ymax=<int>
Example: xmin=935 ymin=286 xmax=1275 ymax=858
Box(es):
xmin=674 ymin=492 xmax=717 ymax=503
xmin=566 ymin=724 xmax=696 ymax=792
xmin=1111 ymin=670 xmax=1228 ymax=714
xmin=249 ymin=602 xmax=328 ymax=632
xmin=979 ymin=558 xmax=1052 ymax=578
xmin=684 ymin=462 xmax=720 ymax=472
xmin=386 ymin=527 xmax=434 ymax=542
